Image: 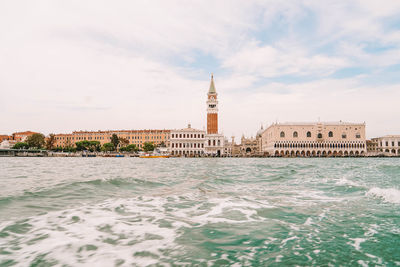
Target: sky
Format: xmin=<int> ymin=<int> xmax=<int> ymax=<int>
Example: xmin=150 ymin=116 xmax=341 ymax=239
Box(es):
xmin=1 ymin=0 xmax=400 ymax=139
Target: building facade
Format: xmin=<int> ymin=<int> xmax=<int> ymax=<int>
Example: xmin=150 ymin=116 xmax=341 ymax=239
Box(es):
xmin=261 ymin=121 xmax=367 ymax=157
xmin=12 ymin=131 xmax=37 ymax=142
xmin=374 ymin=135 xmax=400 ymax=156
xmin=205 ymin=74 xmax=225 ymax=156
xmin=170 ymin=124 xmax=205 ymax=156
xmin=54 ymin=129 xmax=170 ymax=149
xmin=0 ymin=135 xmax=12 ymax=143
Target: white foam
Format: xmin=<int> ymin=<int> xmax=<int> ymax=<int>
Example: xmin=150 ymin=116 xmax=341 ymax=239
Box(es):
xmin=336 ymin=177 xmax=360 ymax=187
xmin=348 ymin=238 xmax=366 ymax=251
xmin=304 ymin=217 xmax=313 ymax=226
xmin=0 ymin=194 xmax=277 ymax=265
xmin=366 ymin=187 xmax=400 ymax=204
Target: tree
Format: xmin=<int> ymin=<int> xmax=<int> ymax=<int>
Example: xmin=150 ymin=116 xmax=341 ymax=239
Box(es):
xmin=26 ymin=133 xmax=45 ymax=149
xmin=143 ymin=142 xmax=155 ymax=152
xmin=13 ymin=142 xmax=29 ymax=149
xmin=119 ymin=137 xmax=129 ymax=147
xmin=159 ymin=141 xmax=166 ymax=147
xmin=120 ymin=144 xmax=138 ymax=152
xmin=111 ymin=134 xmax=119 ymax=150
xmin=46 ymin=134 xmax=56 ymax=150
xmin=75 ymin=141 xmax=90 ymax=151
xmin=75 ymin=140 xmax=101 ymax=152
xmin=102 ymin=142 xmax=114 ymax=152
xmin=88 ymin=141 xmax=101 ymax=152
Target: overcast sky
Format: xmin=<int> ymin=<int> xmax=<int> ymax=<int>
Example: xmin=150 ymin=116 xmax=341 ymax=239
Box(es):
xmin=1 ymin=0 xmax=400 ymax=139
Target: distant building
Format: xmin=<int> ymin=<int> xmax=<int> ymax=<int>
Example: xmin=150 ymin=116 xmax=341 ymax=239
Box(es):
xmin=260 ymin=121 xmax=367 ymax=157
xmin=223 ymin=137 xmax=233 ymax=157
xmin=204 ymin=74 xmax=224 ymax=156
xmin=54 ymin=129 xmax=170 ymax=149
xmin=0 ymin=135 xmax=12 ymax=143
xmin=366 ymin=139 xmax=379 ymax=155
xmin=12 ymin=131 xmax=37 ymax=142
xmin=0 ymin=140 xmax=17 ymax=149
xmin=170 ymin=124 xmax=205 ymax=157
xmin=373 ymin=135 xmax=400 ymax=156
xmin=238 ymin=135 xmax=260 ymax=156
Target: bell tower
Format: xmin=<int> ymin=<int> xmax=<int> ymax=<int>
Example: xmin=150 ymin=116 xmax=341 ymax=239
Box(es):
xmin=207 ymin=74 xmax=218 ymax=134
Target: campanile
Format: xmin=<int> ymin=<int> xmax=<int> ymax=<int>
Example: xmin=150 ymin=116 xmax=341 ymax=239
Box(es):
xmin=207 ymin=74 xmax=218 ymax=134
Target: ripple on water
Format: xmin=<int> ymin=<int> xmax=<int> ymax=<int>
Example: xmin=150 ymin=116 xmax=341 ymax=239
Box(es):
xmin=0 ymin=158 xmax=399 ymax=265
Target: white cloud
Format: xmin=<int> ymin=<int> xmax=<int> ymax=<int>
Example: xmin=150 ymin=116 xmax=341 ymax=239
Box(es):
xmin=223 ymin=42 xmax=349 ymax=77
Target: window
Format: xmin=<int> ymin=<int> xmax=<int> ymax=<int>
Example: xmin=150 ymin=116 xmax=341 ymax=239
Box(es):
xmin=356 ymin=133 xmax=361 ymax=139
xmin=317 ymin=133 xmax=322 ymax=139
xmin=307 ymin=131 xmax=311 ymax=137
xmin=293 ymin=131 xmax=298 ymax=138
xmin=280 ymin=131 xmax=285 ymax=138
xmin=329 ymin=131 xmax=333 ymax=137
xmin=398 ymin=142 xmax=400 ymax=146
xmin=392 ymin=142 xmax=395 ymax=147
xmin=386 ymin=141 xmax=388 ymax=146
xmin=342 ymin=134 xmax=347 ymax=139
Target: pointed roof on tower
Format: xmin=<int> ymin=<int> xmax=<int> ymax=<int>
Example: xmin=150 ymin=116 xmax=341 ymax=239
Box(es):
xmin=208 ymin=73 xmax=216 ymax=94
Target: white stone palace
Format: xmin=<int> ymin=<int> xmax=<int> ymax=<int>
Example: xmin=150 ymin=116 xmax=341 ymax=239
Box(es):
xmin=370 ymin=135 xmax=400 ymax=156
xmin=260 ymin=121 xmax=367 ymax=157
xmin=169 ymin=124 xmax=206 ymax=157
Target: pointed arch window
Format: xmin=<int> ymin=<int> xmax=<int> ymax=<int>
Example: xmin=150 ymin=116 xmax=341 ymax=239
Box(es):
xmin=329 ymin=131 xmax=333 ymax=137
xmin=293 ymin=131 xmax=298 ymax=138
xmin=280 ymin=131 xmax=285 ymax=138
xmin=307 ymin=131 xmax=311 ymax=138
xmin=317 ymin=133 xmax=322 ymax=139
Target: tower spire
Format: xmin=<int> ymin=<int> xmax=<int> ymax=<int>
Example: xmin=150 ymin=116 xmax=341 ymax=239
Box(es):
xmin=208 ymin=73 xmax=216 ymax=94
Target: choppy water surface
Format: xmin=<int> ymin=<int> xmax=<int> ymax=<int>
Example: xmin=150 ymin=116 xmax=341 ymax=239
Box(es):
xmin=0 ymin=158 xmax=399 ymax=266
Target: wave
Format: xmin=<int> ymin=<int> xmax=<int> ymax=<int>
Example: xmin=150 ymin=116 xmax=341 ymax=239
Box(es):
xmin=366 ymin=187 xmax=400 ymax=204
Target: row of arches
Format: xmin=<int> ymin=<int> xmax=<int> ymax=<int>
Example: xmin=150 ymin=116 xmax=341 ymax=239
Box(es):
xmin=384 ymin=149 xmax=400 ymax=154
xmin=274 ymin=142 xmax=365 ymax=149
xmin=274 ymin=150 xmax=365 ymax=157
xmin=280 ymin=131 xmax=361 ymax=139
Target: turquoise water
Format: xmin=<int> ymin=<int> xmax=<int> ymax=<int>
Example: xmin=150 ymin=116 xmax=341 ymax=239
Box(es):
xmin=0 ymin=158 xmax=399 ymax=266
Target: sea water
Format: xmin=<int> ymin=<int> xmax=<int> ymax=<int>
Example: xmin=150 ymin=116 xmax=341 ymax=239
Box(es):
xmin=0 ymin=158 xmax=399 ymax=266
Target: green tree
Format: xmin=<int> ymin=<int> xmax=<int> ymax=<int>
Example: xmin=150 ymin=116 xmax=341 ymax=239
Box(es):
xmin=120 ymin=144 xmax=138 ymax=152
xmin=119 ymin=137 xmax=129 ymax=147
xmin=159 ymin=141 xmax=166 ymax=147
xmin=102 ymin=142 xmax=114 ymax=152
xmin=26 ymin=133 xmax=45 ymax=149
xmin=111 ymin=134 xmax=119 ymax=150
xmin=88 ymin=141 xmax=101 ymax=152
xmin=46 ymin=134 xmax=56 ymax=150
xmin=75 ymin=140 xmax=101 ymax=152
xmin=143 ymin=142 xmax=155 ymax=152
xmin=13 ymin=142 xmax=29 ymax=149
xmin=75 ymin=140 xmax=90 ymax=151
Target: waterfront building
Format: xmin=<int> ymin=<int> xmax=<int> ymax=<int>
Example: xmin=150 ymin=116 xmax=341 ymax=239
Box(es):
xmin=366 ymin=139 xmax=379 ymax=156
xmin=170 ymin=124 xmax=205 ymax=156
xmin=373 ymin=135 xmax=400 ymax=156
xmin=54 ymin=129 xmax=170 ymax=149
xmin=260 ymin=121 xmax=367 ymax=157
xmin=223 ymin=137 xmax=233 ymax=157
xmin=12 ymin=131 xmax=37 ymax=142
xmin=0 ymin=140 xmax=17 ymax=149
xmin=0 ymin=135 xmax=11 ymax=143
xmin=204 ymin=74 xmax=225 ymax=156
xmin=238 ymin=135 xmax=260 ymax=156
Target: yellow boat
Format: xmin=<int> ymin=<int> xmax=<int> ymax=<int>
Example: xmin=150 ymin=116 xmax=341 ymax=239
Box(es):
xmin=139 ymin=149 xmax=170 ymax=158
xmin=139 ymin=155 xmax=170 ymax=158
